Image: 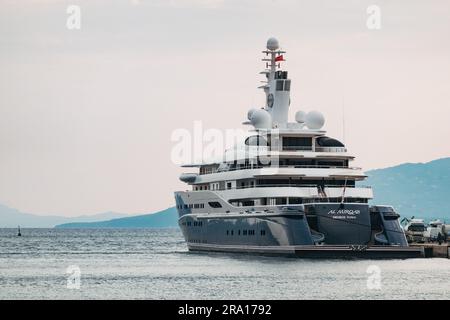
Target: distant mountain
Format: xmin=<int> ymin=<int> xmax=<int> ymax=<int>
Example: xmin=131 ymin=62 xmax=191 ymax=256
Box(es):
xmin=0 ymin=204 xmax=127 ymax=228
xmin=362 ymin=157 xmax=450 ymax=221
xmin=55 ymin=207 xmax=178 ymax=228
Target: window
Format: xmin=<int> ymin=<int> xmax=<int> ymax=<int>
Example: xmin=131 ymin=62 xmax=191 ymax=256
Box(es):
xmin=227 ymin=182 xmax=232 ymax=190
xmin=316 ymin=136 xmax=345 ymax=147
xmin=276 ymin=80 xmax=284 ymax=91
xmin=242 ymin=200 xmax=255 ymax=206
xmin=284 ymin=80 xmax=291 ymax=91
xmin=245 ymin=136 xmax=268 ymax=147
xmin=282 ymin=137 xmax=312 ymax=150
xmin=274 ymin=71 xmax=288 ymax=79
xmin=243 ymin=230 xmax=247 ymax=236
xmin=208 ymin=201 xmax=222 ymax=208
xmin=289 ymin=197 xmax=303 ymax=204
xmin=317 ymin=160 xmax=345 ymax=168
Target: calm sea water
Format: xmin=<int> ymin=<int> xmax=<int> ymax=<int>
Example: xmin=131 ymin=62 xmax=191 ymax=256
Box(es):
xmin=0 ymin=228 xmax=449 ymax=300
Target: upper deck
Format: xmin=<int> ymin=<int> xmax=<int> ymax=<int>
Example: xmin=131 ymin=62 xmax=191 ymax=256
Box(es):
xmin=178 ymin=38 xmax=370 ymax=194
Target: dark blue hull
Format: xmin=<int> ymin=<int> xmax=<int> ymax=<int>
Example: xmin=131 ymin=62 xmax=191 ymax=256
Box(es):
xmin=177 ymin=203 xmax=422 ymax=258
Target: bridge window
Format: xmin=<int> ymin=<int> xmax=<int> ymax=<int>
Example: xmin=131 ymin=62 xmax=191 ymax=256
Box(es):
xmin=282 ymin=137 xmax=312 ymax=151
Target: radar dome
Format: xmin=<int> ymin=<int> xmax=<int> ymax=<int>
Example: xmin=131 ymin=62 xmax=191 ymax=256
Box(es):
xmin=295 ymin=111 xmax=307 ymax=123
xmin=250 ymin=109 xmax=272 ymax=129
xmin=247 ymin=108 xmax=257 ymax=120
xmin=305 ymin=111 xmax=325 ymax=130
xmin=266 ymin=37 xmax=279 ymax=51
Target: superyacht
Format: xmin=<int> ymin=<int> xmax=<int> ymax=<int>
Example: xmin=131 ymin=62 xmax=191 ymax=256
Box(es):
xmin=174 ymin=38 xmax=423 ymax=258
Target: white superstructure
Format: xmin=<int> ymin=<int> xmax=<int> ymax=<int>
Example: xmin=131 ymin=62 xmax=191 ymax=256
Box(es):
xmin=177 ymin=37 xmax=372 ymax=210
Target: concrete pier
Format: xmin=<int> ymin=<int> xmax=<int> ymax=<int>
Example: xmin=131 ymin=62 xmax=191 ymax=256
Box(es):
xmin=410 ymin=243 xmax=450 ymax=258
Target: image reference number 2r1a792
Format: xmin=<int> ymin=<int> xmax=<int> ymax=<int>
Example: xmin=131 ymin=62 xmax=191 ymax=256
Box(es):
xmin=222 ymin=304 xmax=271 ymax=315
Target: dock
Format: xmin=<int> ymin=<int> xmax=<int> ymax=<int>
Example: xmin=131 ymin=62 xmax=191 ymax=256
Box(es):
xmin=410 ymin=243 xmax=450 ymax=258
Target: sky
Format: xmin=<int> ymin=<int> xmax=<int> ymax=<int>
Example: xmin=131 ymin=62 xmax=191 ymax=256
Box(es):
xmin=0 ymin=0 xmax=449 ymax=216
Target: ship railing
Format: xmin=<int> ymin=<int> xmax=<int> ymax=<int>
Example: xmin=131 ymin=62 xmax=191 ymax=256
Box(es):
xmin=232 ymin=145 xmax=347 ymax=153
xmin=281 ymin=146 xmax=348 ymax=153
xmin=315 ymin=146 xmax=347 ymax=152
xmin=201 ymin=184 xmax=367 ymax=192
xmin=281 ymin=146 xmax=313 ymax=151
xmin=200 ymin=164 xmax=362 ymax=175
xmin=207 ymin=184 xmax=318 ymax=192
xmin=324 ymin=184 xmax=372 ymax=189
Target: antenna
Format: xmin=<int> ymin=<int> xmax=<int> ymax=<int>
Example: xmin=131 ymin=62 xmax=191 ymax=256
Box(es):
xmin=342 ymin=96 xmax=346 ymax=144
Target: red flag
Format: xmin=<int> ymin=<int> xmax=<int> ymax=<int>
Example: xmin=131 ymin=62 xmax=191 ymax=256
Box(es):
xmin=275 ymin=55 xmax=284 ymax=62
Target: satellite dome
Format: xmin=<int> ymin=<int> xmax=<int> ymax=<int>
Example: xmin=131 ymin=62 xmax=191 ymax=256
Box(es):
xmin=250 ymin=109 xmax=272 ymax=129
xmin=247 ymin=108 xmax=257 ymax=120
xmin=266 ymin=37 xmax=279 ymax=51
xmin=305 ymin=111 xmax=325 ymax=130
xmin=295 ymin=111 xmax=307 ymax=123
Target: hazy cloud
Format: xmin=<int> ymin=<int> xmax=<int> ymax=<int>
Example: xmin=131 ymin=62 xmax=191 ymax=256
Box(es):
xmin=1 ymin=0 xmax=449 ymax=216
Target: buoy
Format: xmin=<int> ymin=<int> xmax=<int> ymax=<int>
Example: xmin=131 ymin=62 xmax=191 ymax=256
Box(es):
xmin=17 ymin=226 xmax=21 ymax=237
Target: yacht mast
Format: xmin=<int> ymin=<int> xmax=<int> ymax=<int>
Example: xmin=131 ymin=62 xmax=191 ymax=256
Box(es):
xmin=260 ymin=37 xmax=290 ymax=128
